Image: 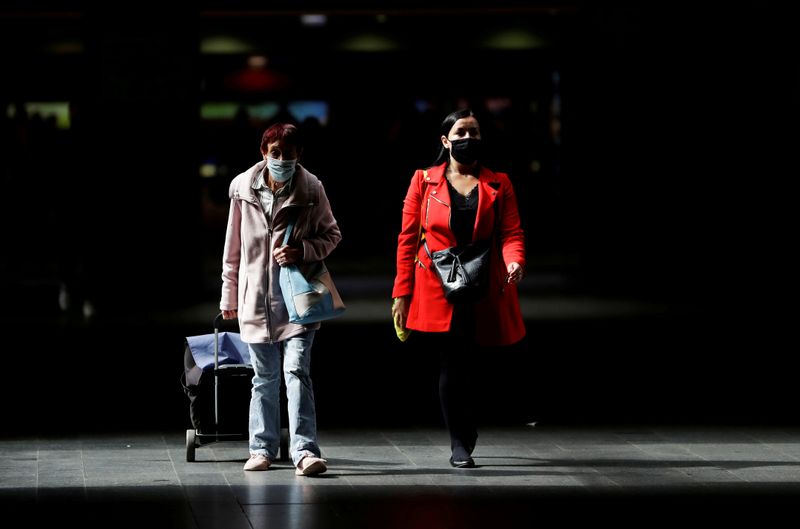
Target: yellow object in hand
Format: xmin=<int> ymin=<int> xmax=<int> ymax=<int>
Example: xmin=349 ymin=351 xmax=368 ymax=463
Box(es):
xmin=394 ymin=318 xmax=412 ymax=342
xmin=392 ymin=297 xmax=412 ymax=342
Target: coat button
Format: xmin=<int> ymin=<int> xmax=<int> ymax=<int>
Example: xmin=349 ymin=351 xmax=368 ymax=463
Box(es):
xmin=432 ymin=190 xmax=437 ymax=195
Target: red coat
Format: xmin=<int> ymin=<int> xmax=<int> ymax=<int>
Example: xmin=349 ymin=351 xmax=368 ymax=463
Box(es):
xmin=392 ymin=163 xmax=526 ymax=346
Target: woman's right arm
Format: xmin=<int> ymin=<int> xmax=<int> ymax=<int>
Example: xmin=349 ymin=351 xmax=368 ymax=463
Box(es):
xmin=391 ymin=296 xmax=409 ymax=330
xmin=220 ymin=198 xmax=242 ymax=315
xmin=391 ymin=170 xmax=423 ymax=300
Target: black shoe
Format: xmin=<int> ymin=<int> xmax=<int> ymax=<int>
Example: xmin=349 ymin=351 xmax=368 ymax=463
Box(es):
xmin=449 ymin=455 xmax=475 ymax=468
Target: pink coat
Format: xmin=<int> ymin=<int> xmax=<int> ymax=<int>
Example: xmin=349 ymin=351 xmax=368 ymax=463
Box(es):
xmin=220 ymin=161 xmax=341 ymax=343
xmin=392 ymin=163 xmax=526 ymax=346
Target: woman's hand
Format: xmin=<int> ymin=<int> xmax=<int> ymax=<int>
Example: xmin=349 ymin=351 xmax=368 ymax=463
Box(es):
xmin=392 ymin=296 xmax=409 ymax=330
xmin=506 ymin=262 xmax=524 ymax=285
xmin=222 ymin=309 xmax=238 ymax=320
xmin=273 ymin=245 xmax=303 ymax=267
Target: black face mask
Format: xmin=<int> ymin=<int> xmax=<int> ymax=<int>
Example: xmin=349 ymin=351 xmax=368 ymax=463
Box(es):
xmin=449 ymin=137 xmax=482 ymax=165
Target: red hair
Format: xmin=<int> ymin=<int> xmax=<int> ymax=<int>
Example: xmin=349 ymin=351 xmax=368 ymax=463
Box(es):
xmin=260 ymin=123 xmax=303 ymax=153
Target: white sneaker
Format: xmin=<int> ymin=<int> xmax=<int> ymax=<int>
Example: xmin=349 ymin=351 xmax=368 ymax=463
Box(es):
xmin=243 ymin=454 xmax=271 ymax=471
xmin=295 ymin=456 xmax=327 ymax=476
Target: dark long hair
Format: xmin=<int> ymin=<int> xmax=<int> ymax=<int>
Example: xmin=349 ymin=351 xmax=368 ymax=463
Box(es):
xmin=431 ymin=108 xmax=478 ymax=166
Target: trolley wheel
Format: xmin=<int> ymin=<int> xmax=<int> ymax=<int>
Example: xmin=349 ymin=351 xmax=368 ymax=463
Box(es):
xmin=186 ymin=429 xmax=197 ymax=462
xmin=279 ymin=427 xmax=289 ymax=461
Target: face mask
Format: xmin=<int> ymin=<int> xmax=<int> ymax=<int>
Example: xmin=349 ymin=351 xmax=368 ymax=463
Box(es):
xmin=267 ymin=158 xmax=297 ymax=182
xmin=448 ymin=137 xmax=482 ymax=165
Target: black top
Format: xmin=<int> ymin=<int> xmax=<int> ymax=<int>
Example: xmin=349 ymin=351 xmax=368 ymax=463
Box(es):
xmin=447 ymin=178 xmax=478 ymax=247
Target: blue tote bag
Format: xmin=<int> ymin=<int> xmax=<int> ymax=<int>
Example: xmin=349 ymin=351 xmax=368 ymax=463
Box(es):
xmin=278 ymin=216 xmax=345 ymax=325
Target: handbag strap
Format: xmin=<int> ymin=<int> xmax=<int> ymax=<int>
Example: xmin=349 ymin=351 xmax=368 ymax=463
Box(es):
xmin=413 ymin=170 xmax=427 ymax=263
xmin=420 ymin=171 xmax=501 ymax=252
xmin=282 ymin=210 xmax=298 ymax=246
xmin=283 ymin=219 xmax=293 ymax=246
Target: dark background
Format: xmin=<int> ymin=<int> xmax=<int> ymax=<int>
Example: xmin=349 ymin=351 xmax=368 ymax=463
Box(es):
xmin=0 ymin=1 xmax=796 ymax=435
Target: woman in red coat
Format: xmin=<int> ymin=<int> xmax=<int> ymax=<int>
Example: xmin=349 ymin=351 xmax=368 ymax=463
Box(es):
xmin=392 ymin=108 xmax=526 ymax=468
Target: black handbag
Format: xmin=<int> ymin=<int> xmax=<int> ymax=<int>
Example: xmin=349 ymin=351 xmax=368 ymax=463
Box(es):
xmin=424 ymin=239 xmax=491 ymax=303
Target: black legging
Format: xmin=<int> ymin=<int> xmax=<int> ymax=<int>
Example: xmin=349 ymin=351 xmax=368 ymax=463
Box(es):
xmin=438 ymin=303 xmax=479 ymax=454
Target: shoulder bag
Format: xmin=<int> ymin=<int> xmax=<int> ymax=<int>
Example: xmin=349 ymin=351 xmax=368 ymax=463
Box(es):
xmin=279 ymin=214 xmax=346 ymax=324
xmin=423 ymin=178 xmax=497 ymax=304
xmin=424 ymin=239 xmax=491 ymax=304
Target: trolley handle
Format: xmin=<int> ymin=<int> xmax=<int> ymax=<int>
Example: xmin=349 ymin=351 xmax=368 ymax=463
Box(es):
xmin=212 ymin=312 xmax=240 ymax=369
xmin=214 ymin=311 xmax=233 ymax=329
xmin=212 ymin=311 xmax=239 ymax=428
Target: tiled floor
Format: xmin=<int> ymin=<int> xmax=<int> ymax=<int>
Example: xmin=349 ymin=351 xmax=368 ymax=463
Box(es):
xmin=1 ymin=287 xmax=793 ymax=526
xmin=3 ymin=425 xmax=800 ymax=528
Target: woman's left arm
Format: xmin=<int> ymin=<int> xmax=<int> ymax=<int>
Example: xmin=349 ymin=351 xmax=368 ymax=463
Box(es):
xmin=300 ymin=181 xmax=342 ymax=262
xmin=497 ymin=175 xmax=526 ymax=271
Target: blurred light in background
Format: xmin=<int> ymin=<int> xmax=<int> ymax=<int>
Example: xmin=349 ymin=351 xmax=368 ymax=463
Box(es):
xmin=224 ymin=63 xmax=289 ymax=93
xmin=199 ymin=163 xmax=217 ymax=178
xmin=199 ymin=102 xmax=240 ymax=120
xmin=7 ymin=102 xmax=71 ymax=129
xmin=414 ymin=99 xmax=433 ymax=114
xmin=246 ymin=102 xmax=281 ymax=121
xmin=247 ymin=55 xmax=268 ymax=68
xmin=300 ymin=14 xmax=327 ymax=27
xmin=199 ymin=101 xmax=327 ymax=125
xmin=339 ymin=32 xmax=399 ymax=52
xmin=287 ymin=101 xmax=329 ymax=125
xmin=482 ymin=28 xmax=545 ymax=50
xmin=200 ymin=35 xmax=255 ymax=54
xmin=43 ymin=40 xmax=84 ymax=54
xmin=485 ymin=96 xmax=513 ymax=115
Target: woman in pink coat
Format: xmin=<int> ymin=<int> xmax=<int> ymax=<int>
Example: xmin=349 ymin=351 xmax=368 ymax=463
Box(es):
xmin=220 ymin=123 xmax=341 ymax=476
xmin=392 ymin=109 xmax=526 ymax=468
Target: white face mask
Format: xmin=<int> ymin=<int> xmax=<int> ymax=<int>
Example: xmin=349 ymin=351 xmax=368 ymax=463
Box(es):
xmin=267 ymin=158 xmax=297 ymax=182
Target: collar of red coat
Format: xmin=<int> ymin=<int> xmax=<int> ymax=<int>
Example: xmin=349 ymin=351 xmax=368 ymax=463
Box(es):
xmin=424 ymin=162 xmax=504 ymax=202
xmin=423 ymin=162 xmax=504 ymax=243
xmin=425 ymin=162 xmax=503 ymax=187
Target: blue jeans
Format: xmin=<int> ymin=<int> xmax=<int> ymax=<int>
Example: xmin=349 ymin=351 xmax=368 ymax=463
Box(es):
xmin=247 ymin=331 xmax=320 ymax=466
